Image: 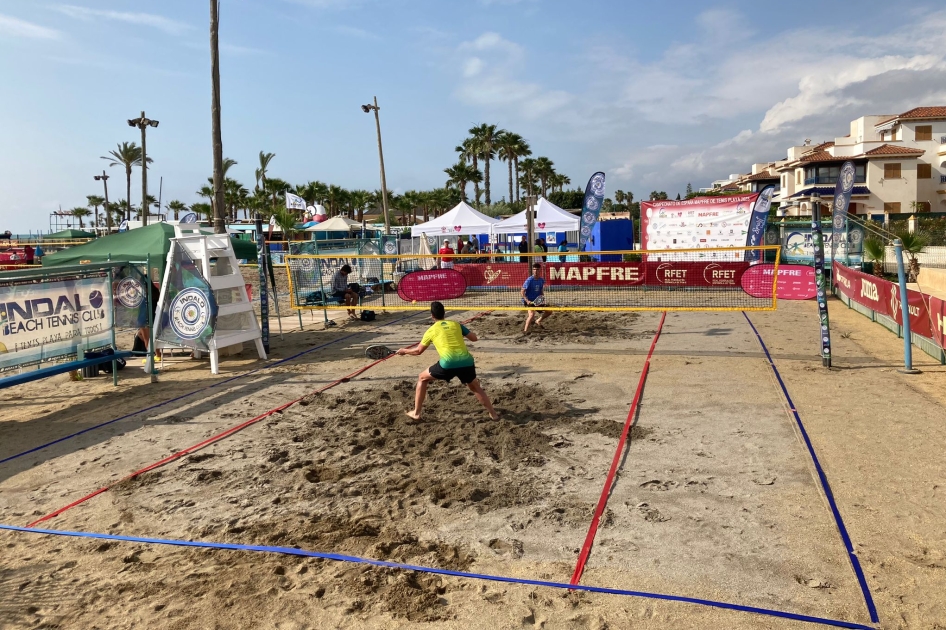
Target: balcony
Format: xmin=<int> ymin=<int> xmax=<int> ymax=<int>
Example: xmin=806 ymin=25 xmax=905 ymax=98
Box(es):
xmin=803 ymin=175 xmax=867 ymax=185
xmin=942 ymin=175 xmax=946 ymax=183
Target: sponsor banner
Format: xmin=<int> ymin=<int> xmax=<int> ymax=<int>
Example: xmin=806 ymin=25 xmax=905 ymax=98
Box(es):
xmin=179 ymin=212 xmax=198 ymax=224
xmin=455 ymin=262 xmax=751 ymax=289
xmin=783 ymin=226 xmax=863 ymax=264
xmin=254 ymin=216 xmax=270 ymax=353
xmin=641 ymin=193 xmax=758 ymax=260
xmin=833 ymin=262 xmax=936 ymax=340
xmin=831 ymin=161 xmax=856 ymax=263
xmin=929 ymin=296 xmax=946 ymax=348
xmin=741 ymin=264 xmax=817 ymax=300
xmin=0 ymin=275 xmax=113 ymax=370
xmin=397 ymin=269 xmax=468 ymax=301
xmin=156 ymin=242 xmax=217 ymax=350
xmin=578 ymin=172 xmax=606 ymax=253
xmin=745 ymin=185 xmax=775 ymax=262
xmin=645 ymin=261 xmax=748 ymax=287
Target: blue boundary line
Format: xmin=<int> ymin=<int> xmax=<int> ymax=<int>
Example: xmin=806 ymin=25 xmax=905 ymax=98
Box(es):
xmin=0 ymin=524 xmax=874 ymax=630
xmin=742 ymin=312 xmax=879 ymax=624
xmin=0 ymin=312 xmax=422 ymax=466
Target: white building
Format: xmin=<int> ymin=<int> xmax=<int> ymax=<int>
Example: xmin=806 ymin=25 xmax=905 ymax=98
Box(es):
xmin=715 ymin=107 xmax=946 ymax=217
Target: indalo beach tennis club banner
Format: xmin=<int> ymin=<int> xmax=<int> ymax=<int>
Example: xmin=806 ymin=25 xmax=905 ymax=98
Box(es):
xmin=0 ymin=275 xmax=113 ymax=370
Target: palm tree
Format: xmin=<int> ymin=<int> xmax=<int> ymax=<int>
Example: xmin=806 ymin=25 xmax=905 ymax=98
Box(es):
xmin=469 ymin=123 xmax=504 ymax=206
xmin=496 ymin=132 xmax=520 ymax=206
xmin=347 ymin=189 xmax=372 ymax=223
xmin=191 ymin=202 xmax=213 ymax=222
xmin=263 ymin=177 xmax=291 ymax=212
xmin=271 ymin=207 xmax=298 ymax=239
xmin=512 ymin=136 xmax=531 ymax=201
xmin=101 ymin=141 xmax=150 ymax=222
xmin=534 ymin=157 xmax=555 ymax=197
xmin=614 ymin=190 xmax=626 ymax=207
xmin=444 ymin=161 xmax=481 ymax=202
xmin=210 ymin=0 xmax=225 ymax=233
xmin=894 ymin=230 xmax=928 ymax=282
xmin=862 ymin=237 xmax=886 ymax=277
xmin=550 ymin=173 xmax=570 ymax=194
xmin=255 ymin=151 xmax=275 ymax=193
xmin=167 ymin=200 xmax=187 ymax=221
xmin=519 ymin=158 xmax=538 ymax=197
xmin=86 ymin=195 xmax=104 ymax=229
xmin=455 ymin=138 xmax=480 ymax=204
xmin=70 ymin=207 xmax=92 ymax=229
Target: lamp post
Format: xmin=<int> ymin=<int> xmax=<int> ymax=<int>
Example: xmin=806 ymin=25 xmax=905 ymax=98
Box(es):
xmin=94 ymin=170 xmax=111 ymax=232
xmin=361 ymin=97 xmax=390 ymax=235
xmin=128 ymin=111 xmax=159 ymax=226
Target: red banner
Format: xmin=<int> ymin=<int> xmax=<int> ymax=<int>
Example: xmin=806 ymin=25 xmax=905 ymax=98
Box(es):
xmin=833 ymin=263 xmax=939 ymax=342
xmin=455 ymin=262 xmax=756 ymax=289
xmin=742 ymin=264 xmax=817 ymax=300
xmin=929 ymin=297 xmax=946 ymax=347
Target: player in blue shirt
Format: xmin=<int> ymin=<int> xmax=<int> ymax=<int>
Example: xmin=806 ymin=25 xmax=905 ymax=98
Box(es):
xmin=521 ymin=262 xmax=550 ymax=333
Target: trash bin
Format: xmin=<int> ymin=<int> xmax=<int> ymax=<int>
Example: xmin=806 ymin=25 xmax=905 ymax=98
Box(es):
xmin=81 ymin=363 xmax=100 ymax=378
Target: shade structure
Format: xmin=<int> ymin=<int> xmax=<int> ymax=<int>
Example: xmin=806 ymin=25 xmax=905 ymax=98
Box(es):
xmin=304 ymin=216 xmax=361 ymax=232
xmin=492 ymin=197 xmax=579 ymax=234
xmin=410 ymin=201 xmax=499 ymax=238
xmin=46 ymin=229 xmax=96 ymax=239
xmin=42 ymin=223 xmax=256 ymax=281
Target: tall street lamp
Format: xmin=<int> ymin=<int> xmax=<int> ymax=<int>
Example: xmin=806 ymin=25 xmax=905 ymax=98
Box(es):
xmin=94 ymin=170 xmax=111 ymax=232
xmin=361 ymin=97 xmax=390 ymax=235
xmin=128 ymin=111 xmax=159 ymax=226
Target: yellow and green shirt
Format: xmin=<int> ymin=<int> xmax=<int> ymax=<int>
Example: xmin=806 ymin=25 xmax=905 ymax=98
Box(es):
xmin=421 ymin=320 xmax=474 ymax=369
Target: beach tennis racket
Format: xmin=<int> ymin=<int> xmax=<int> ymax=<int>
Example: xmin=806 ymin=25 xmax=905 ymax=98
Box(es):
xmin=530 ymin=295 xmax=546 ymax=307
xmin=365 ymin=345 xmax=397 ymax=360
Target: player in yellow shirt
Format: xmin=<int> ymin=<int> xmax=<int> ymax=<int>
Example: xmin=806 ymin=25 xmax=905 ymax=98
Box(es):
xmin=396 ymin=301 xmax=499 ymax=421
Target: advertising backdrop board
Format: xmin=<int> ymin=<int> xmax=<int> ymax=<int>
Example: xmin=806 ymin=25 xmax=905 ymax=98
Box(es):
xmin=641 ymin=194 xmax=758 ymax=260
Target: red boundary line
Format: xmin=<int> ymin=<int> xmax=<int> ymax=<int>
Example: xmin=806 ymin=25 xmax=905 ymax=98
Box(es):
xmin=570 ymin=311 xmax=666 ymax=585
xmin=26 ymin=311 xmax=492 ymax=529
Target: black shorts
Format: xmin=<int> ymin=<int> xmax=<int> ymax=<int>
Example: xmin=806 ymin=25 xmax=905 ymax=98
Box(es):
xmin=429 ymin=362 xmax=477 ymax=384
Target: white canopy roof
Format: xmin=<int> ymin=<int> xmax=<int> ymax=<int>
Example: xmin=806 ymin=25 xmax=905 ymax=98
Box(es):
xmin=304 ymin=216 xmax=361 ymax=231
xmin=492 ymin=197 xmax=579 ymax=234
xmin=410 ymin=201 xmax=499 ymax=238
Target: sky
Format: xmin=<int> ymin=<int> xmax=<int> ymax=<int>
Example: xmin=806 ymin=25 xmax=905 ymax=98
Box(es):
xmin=1 ymin=0 xmax=946 ymax=233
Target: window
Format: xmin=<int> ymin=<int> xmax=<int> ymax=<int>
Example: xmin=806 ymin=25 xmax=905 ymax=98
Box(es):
xmin=884 ymin=202 xmax=901 ymax=213
xmin=884 ymin=163 xmax=902 ymax=179
xmin=916 ymin=125 xmax=933 ymax=141
xmin=914 ymin=201 xmax=931 ymax=212
xmin=803 ymin=164 xmax=866 ymax=184
xmin=918 ymin=163 xmax=932 ymax=179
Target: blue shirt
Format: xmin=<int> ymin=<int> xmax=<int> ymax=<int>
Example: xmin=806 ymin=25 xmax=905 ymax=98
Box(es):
xmin=522 ymin=276 xmax=545 ymax=302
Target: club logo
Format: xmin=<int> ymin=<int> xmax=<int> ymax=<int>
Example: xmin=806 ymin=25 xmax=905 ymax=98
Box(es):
xmin=590 ymin=173 xmax=606 ymax=196
xmin=840 ymin=162 xmax=855 ymax=193
xmin=169 ymin=288 xmax=211 ymax=340
xmin=383 ymin=241 xmax=397 ymax=254
xmin=483 ymin=267 xmax=503 ymax=284
xmin=116 ymin=277 xmax=144 ymax=309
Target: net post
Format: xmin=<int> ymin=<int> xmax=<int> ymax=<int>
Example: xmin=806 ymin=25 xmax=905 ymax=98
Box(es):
xmin=810 ymin=196 xmax=831 ymax=367
xmin=893 ymin=239 xmax=920 ymax=374
xmin=146 ymin=253 xmax=156 ymax=382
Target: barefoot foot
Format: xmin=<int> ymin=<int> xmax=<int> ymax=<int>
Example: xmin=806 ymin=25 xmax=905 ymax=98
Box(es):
xmin=405 ymin=410 xmax=421 ymax=421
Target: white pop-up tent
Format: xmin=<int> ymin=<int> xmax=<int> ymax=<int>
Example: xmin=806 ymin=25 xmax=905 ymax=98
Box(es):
xmin=492 ymin=197 xmax=579 ymax=234
xmin=304 ymin=216 xmax=361 ymax=231
xmin=410 ymin=201 xmax=499 ymax=238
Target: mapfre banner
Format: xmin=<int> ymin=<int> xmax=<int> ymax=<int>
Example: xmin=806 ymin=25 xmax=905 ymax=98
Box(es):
xmin=641 ymin=193 xmax=759 ymax=260
xmin=0 ymin=275 xmax=113 ymax=370
xmin=833 ymin=262 xmax=937 ymax=340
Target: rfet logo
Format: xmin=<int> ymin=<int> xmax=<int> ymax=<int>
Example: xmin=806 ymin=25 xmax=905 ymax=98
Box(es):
xmin=702 ymin=263 xmax=738 ymax=286
xmin=656 ymin=263 xmax=687 ymax=284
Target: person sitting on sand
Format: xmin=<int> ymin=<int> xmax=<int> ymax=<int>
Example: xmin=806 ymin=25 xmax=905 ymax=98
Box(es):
xmin=521 ymin=262 xmax=549 ymax=333
xmin=396 ymin=301 xmax=499 ymax=421
xmin=330 ymin=264 xmax=359 ymax=319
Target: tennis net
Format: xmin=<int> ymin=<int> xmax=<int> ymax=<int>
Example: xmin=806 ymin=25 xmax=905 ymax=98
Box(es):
xmin=285 ymin=246 xmax=781 ymax=312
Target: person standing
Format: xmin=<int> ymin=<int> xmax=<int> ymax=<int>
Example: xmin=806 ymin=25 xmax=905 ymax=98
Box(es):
xmin=521 ymin=262 xmax=550 ymax=333
xmin=439 ymin=240 xmax=455 ymax=269
xmin=518 ymin=236 xmax=528 ymax=263
xmin=396 ymin=301 xmax=499 ymax=421
xmin=557 ymin=238 xmax=568 ymax=263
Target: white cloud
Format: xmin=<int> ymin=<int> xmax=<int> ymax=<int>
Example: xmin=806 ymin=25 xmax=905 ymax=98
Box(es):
xmin=0 ymin=13 xmax=60 ymax=39
xmin=454 ymin=32 xmax=574 ymax=120
xmin=54 ymin=5 xmax=192 ymax=35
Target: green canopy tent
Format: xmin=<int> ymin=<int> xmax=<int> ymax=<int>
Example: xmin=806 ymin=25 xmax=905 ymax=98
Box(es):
xmin=42 ymin=223 xmax=257 ymax=282
xmin=46 ymin=229 xmax=96 ymax=239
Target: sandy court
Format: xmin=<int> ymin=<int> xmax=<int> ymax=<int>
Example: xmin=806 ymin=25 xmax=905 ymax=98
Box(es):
xmin=1 ymin=299 xmax=945 ymax=628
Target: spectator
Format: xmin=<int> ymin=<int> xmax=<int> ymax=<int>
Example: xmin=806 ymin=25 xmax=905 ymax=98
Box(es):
xmin=518 ymin=237 xmax=529 ymax=263
xmin=558 ymin=238 xmax=568 ymax=263
xmin=330 ymin=264 xmax=360 ymax=319
xmin=439 ymin=240 xmax=455 ymax=269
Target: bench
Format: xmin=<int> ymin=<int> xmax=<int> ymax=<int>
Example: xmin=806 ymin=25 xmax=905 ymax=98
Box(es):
xmin=0 ymin=351 xmax=135 ymax=390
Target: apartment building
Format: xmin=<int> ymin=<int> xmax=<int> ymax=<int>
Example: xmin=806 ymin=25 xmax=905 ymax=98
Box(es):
xmin=725 ymin=107 xmax=946 ymax=217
